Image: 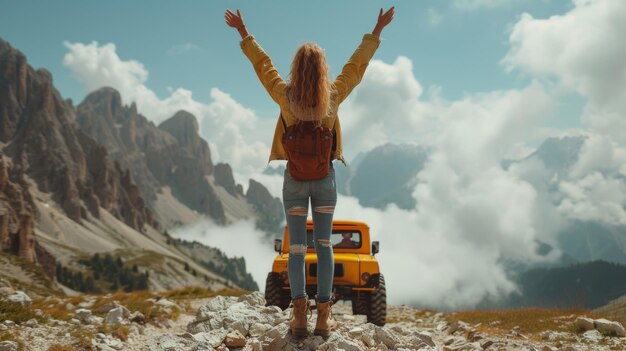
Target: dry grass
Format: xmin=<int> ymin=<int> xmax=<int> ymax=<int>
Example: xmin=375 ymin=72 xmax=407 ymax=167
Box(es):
xmin=30 ymin=295 xmax=88 ymax=321
xmin=446 ymin=308 xmax=614 ymax=339
xmin=386 ymin=309 xmax=438 ymax=324
xmin=97 ymin=325 xmax=129 ymax=342
xmin=0 ymin=331 xmax=26 ymax=350
xmin=48 ymin=345 xmax=77 ymax=351
xmin=29 ymin=286 xmax=248 ymax=325
xmin=0 ymin=300 xmax=44 ymax=324
xmin=162 ymin=286 xmax=248 ymax=301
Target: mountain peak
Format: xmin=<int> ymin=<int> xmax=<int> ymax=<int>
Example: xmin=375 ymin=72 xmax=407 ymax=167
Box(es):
xmin=81 ymin=86 xmax=123 ymax=112
xmin=527 ymin=135 xmax=586 ymax=170
xmin=158 ymin=110 xmax=200 ymax=147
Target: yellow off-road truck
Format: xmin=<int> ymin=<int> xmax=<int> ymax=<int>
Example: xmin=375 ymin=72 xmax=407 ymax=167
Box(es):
xmin=265 ymin=220 xmax=387 ymax=326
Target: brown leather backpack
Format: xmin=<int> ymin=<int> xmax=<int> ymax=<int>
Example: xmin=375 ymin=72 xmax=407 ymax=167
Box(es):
xmin=280 ymin=114 xmax=334 ymax=181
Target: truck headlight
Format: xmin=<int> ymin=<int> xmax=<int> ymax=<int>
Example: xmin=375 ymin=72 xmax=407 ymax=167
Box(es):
xmin=280 ymin=271 xmax=289 ymax=281
xmin=361 ymin=272 xmax=371 ymax=282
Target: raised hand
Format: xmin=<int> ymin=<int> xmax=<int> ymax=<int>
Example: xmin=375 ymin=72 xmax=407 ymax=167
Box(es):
xmin=373 ymin=7 xmax=395 ymax=37
xmin=224 ymin=9 xmax=244 ymax=29
xmin=225 ymin=9 xmax=250 ymax=39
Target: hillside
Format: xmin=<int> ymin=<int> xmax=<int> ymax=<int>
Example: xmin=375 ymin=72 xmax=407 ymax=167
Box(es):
xmin=0 ymin=37 xmax=267 ymax=295
xmin=497 ymin=260 xmax=626 ymax=310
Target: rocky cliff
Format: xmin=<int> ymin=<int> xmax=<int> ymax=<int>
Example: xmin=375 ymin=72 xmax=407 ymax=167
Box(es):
xmin=0 ymin=38 xmax=260 ymax=293
xmin=246 ymin=179 xmax=284 ymax=236
xmin=0 ymin=38 xmax=156 ymax=233
xmin=76 ymin=87 xmax=283 ymax=233
xmin=0 ymin=151 xmax=36 ymax=263
xmin=75 ymin=89 xmax=227 ymax=223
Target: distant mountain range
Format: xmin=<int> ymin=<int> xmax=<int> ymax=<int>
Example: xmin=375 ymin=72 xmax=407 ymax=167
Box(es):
xmin=0 ymin=37 xmax=282 ymax=294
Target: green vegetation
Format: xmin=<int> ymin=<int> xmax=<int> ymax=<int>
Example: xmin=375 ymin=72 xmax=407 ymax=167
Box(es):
xmin=205 ymin=255 xmax=258 ymax=291
xmin=165 ymin=234 xmax=259 ymax=291
xmin=0 ymin=300 xmax=43 ymax=324
xmin=56 ymin=253 xmax=149 ymax=293
xmin=505 ymin=260 xmax=626 ymax=309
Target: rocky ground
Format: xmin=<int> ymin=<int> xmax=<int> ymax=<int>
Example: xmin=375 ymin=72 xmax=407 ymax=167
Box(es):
xmin=2 ymin=279 xmax=626 ymax=351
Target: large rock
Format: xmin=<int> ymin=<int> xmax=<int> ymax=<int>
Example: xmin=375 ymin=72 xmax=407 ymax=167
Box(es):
xmin=188 ymin=292 xmax=284 ymax=336
xmin=224 ymin=330 xmax=246 ymax=348
xmin=594 ymin=318 xmax=626 ymax=337
xmin=75 ymin=308 xmax=103 ymax=325
xmin=6 ymin=291 xmax=31 ymax=306
xmin=105 ymin=307 xmax=125 ymax=325
xmin=192 ymin=328 xmax=228 ymax=348
xmin=576 ymin=316 xmax=595 ymax=331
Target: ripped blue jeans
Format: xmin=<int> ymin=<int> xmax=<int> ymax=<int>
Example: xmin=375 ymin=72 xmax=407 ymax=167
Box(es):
xmin=283 ymin=166 xmax=337 ymax=303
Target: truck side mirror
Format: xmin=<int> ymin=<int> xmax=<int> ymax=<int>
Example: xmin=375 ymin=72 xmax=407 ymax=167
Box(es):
xmin=274 ymin=239 xmax=283 ymax=253
xmin=372 ymin=241 xmax=379 ymax=255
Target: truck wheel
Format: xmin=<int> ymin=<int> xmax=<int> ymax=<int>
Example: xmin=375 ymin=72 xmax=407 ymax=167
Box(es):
xmin=265 ymin=272 xmax=290 ymax=310
xmin=367 ymin=273 xmax=387 ymax=326
xmin=352 ymin=294 xmax=368 ymax=315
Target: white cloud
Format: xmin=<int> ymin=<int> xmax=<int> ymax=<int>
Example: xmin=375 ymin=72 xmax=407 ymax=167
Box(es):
xmin=558 ymin=172 xmax=626 ymax=226
xmin=504 ymin=0 xmax=626 ymax=140
xmin=341 ymin=54 xmax=552 ymax=165
xmin=63 ymin=41 xmax=271 ymax=174
xmin=170 ymin=219 xmax=276 ymax=293
xmin=340 ymin=56 xmax=437 ymax=158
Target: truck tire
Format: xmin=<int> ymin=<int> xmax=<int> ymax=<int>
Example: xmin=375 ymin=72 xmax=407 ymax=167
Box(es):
xmin=367 ymin=273 xmax=387 ymax=326
xmin=352 ymin=294 xmax=368 ymax=315
xmin=265 ymin=272 xmax=290 ymax=310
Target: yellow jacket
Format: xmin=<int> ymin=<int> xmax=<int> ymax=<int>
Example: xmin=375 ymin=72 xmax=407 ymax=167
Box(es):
xmin=240 ymin=33 xmax=382 ymax=166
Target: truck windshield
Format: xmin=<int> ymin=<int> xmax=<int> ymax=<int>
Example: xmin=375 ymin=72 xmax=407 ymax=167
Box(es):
xmin=304 ymin=230 xmax=362 ymax=249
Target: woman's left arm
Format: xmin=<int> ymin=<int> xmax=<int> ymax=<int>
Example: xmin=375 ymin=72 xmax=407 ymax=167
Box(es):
xmin=225 ymin=9 xmax=287 ymax=105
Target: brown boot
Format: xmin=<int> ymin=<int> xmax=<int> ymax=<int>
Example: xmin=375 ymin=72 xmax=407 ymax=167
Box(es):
xmin=288 ymin=297 xmax=311 ymax=337
xmin=314 ymin=299 xmax=337 ymax=337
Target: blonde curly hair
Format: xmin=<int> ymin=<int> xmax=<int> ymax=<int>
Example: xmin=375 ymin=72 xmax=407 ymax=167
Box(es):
xmin=287 ymin=42 xmax=336 ymax=124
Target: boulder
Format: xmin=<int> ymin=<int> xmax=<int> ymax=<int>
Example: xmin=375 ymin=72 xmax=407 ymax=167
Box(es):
xmin=105 ymin=307 xmax=125 ymax=325
xmin=74 ymin=308 xmax=103 ymax=325
xmin=374 ymin=326 xmax=399 ymax=349
xmin=575 ymin=317 xmax=595 ymax=331
xmin=192 ymin=328 xmax=228 ymax=348
xmin=224 ymin=330 xmax=246 ymax=348
xmin=594 ymin=318 xmax=626 ymax=337
xmin=237 ymin=291 xmax=265 ymax=306
xmin=6 ymin=291 xmax=31 ymax=306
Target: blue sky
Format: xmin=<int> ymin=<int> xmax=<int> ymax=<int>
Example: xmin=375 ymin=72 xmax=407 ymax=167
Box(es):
xmin=2 ymin=0 xmax=582 ymax=128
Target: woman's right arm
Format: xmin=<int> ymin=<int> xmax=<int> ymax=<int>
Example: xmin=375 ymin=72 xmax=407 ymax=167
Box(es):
xmin=225 ymin=9 xmax=287 ymax=105
xmin=334 ymin=7 xmax=395 ymax=104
